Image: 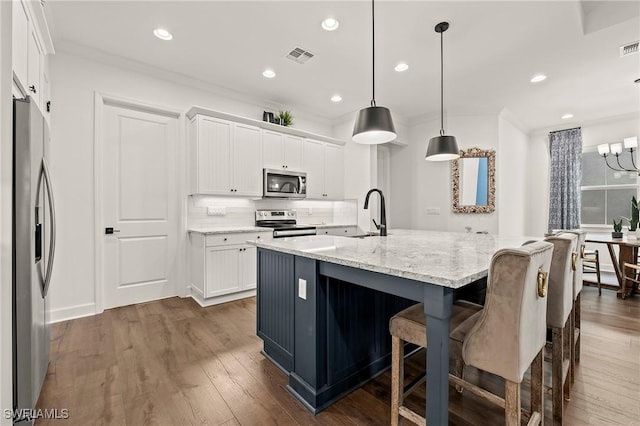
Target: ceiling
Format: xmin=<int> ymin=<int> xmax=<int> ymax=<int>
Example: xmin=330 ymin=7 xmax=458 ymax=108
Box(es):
xmin=46 ymin=1 xmax=640 ymax=131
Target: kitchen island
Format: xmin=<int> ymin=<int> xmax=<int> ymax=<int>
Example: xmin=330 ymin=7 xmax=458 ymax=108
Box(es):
xmin=250 ymin=230 xmax=533 ymax=424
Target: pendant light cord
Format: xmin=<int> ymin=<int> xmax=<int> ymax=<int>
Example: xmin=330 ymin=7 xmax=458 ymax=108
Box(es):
xmin=439 ymin=29 xmax=445 ymax=136
xmin=371 ymin=0 xmax=376 ymax=107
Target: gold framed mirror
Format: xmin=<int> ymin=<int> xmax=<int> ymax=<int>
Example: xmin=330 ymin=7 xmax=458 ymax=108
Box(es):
xmin=451 ymin=147 xmax=496 ymax=213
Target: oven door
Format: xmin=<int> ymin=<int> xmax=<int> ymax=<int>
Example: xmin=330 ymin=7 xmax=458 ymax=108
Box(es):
xmin=263 ymin=169 xmax=307 ymax=198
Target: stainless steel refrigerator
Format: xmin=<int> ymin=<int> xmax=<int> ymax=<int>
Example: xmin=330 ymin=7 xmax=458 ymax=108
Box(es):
xmin=12 ymin=97 xmax=56 ymax=424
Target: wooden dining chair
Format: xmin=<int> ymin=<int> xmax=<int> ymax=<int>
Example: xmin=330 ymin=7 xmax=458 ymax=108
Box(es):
xmin=582 ymin=248 xmax=602 ymax=294
xmin=621 ymin=262 xmax=640 ymax=299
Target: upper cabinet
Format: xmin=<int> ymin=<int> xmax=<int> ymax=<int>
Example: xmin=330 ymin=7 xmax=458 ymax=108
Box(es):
xmin=262 ymin=131 xmax=303 ymax=171
xmin=12 ymin=0 xmax=29 ymax=89
xmin=188 ymin=115 xmax=262 ymax=196
xmin=186 ymin=107 xmax=346 ymax=199
xmin=12 ymin=0 xmax=55 ymax=113
xmin=303 ymin=139 xmax=345 ymax=200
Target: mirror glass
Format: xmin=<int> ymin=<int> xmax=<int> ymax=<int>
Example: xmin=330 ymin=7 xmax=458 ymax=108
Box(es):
xmin=452 ymin=148 xmax=495 ymax=213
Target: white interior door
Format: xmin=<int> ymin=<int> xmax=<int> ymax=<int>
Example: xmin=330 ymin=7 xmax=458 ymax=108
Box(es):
xmin=101 ymin=101 xmax=179 ymax=309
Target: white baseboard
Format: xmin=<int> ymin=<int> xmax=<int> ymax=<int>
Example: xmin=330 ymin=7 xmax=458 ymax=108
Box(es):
xmin=188 ymin=287 xmax=256 ymax=307
xmin=48 ymin=302 xmax=96 ymax=324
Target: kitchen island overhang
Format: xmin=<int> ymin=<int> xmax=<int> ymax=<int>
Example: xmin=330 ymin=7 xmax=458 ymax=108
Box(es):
xmin=250 ymin=231 xmax=533 ymax=423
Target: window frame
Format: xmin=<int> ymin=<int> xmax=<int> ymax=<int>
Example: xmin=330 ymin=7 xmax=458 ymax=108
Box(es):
xmin=580 ymin=145 xmax=639 ymax=227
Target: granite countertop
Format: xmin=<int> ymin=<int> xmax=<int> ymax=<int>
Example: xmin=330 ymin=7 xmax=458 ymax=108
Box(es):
xmin=249 ymin=229 xmax=540 ymax=288
xmin=188 ymin=226 xmax=273 ymax=235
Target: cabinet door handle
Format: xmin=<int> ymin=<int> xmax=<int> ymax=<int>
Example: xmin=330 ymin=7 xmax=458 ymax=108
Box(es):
xmin=29 ymin=85 xmax=37 ymax=94
xmin=223 ymin=238 xmax=228 ymax=241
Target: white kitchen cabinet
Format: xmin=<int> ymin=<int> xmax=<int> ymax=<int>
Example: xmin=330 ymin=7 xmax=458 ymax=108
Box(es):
xmin=232 ymin=123 xmax=263 ymax=196
xmin=324 ymin=143 xmax=345 ymax=200
xmin=27 ymin=27 xmax=42 ymax=106
xmin=189 ymin=116 xmax=262 ymax=196
xmin=12 ymin=0 xmax=29 ymax=92
xmin=12 ymin=0 xmax=54 ymax=111
xmin=206 ymin=247 xmax=241 ymax=297
xmin=41 ymin=55 xmax=51 ymax=122
xmin=262 ymin=130 xmax=303 ymax=171
xmin=189 ymin=231 xmax=272 ymax=306
xmin=303 ymin=139 xmax=345 ymax=200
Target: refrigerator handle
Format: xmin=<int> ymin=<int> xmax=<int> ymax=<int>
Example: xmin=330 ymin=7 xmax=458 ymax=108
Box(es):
xmin=40 ymin=158 xmax=56 ymax=296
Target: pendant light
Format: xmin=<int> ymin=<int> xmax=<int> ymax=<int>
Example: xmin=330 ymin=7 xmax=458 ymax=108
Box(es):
xmin=425 ymin=22 xmax=460 ymax=161
xmin=352 ymin=0 xmax=397 ymax=145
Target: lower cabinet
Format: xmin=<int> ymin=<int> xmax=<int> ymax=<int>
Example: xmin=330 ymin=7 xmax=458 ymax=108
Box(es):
xmin=189 ymin=231 xmax=270 ymax=305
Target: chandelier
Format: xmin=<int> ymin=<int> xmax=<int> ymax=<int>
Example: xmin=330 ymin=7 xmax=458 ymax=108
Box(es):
xmin=597 ymin=136 xmax=639 ymax=173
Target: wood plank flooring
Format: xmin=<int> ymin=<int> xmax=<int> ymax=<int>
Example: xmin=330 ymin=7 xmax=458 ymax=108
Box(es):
xmin=36 ymin=287 xmax=640 ymax=425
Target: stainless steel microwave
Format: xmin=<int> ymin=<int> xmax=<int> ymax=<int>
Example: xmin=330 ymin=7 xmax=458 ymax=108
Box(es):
xmin=263 ymin=169 xmax=307 ymax=199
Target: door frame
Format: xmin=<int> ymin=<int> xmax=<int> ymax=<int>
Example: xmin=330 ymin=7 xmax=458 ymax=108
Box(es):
xmin=93 ymin=92 xmax=185 ymax=314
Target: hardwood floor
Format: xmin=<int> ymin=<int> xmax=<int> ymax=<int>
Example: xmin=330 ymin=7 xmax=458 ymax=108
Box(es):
xmin=36 ymin=287 xmax=640 ymax=425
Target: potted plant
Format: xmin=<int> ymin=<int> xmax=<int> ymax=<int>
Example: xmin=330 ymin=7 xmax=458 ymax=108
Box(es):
xmin=612 ymin=218 xmax=623 ymax=239
xmin=278 ymin=110 xmax=294 ymax=127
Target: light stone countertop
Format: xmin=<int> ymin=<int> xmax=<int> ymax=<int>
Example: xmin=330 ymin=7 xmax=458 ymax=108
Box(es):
xmin=188 ymin=226 xmax=273 ymax=235
xmin=249 ymin=229 xmax=539 ymax=289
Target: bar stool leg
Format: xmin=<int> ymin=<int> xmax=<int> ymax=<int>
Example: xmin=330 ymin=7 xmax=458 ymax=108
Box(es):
xmin=531 ymin=348 xmax=544 ymax=426
xmin=552 ymin=327 xmax=564 ymax=426
xmin=575 ymin=294 xmax=581 ymax=363
xmin=570 ymin=307 xmax=575 ymax=385
xmin=391 ymin=335 xmax=404 ymax=426
xmin=563 ymin=321 xmax=571 ymax=402
xmin=505 ymin=380 xmax=521 ymax=426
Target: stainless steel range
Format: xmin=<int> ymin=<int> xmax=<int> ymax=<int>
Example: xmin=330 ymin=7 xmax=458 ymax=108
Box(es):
xmin=255 ymin=210 xmax=317 ymax=238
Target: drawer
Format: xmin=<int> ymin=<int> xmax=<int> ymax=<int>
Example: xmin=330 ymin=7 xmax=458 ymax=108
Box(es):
xmin=320 ymin=226 xmax=357 ymax=236
xmin=205 ymin=232 xmax=271 ymax=247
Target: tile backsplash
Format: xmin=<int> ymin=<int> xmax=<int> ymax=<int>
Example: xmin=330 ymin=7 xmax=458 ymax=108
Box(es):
xmin=188 ymin=196 xmax=358 ymax=229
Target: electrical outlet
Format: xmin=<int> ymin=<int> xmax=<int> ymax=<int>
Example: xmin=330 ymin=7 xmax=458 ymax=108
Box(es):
xmin=207 ymin=207 xmax=227 ymax=216
xmin=426 ymin=207 xmax=441 ymax=215
xmin=298 ymin=279 xmax=307 ymax=300
xmin=308 ymin=208 xmax=313 ymax=215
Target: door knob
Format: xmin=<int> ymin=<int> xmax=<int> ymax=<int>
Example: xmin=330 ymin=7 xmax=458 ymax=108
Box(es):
xmin=105 ymin=227 xmax=120 ymax=235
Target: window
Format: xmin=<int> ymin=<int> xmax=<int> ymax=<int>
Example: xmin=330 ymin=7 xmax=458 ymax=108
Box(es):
xmin=580 ymin=148 xmax=638 ymax=225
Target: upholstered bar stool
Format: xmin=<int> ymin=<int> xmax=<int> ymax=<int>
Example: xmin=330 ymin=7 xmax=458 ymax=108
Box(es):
xmin=562 ymin=229 xmax=586 ymax=383
xmin=447 ymin=241 xmax=554 ymax=426
xmin=544 ymin=233 xmax=578 ymax=426
xmin=389 ymin=301 xmax=481 ymax=425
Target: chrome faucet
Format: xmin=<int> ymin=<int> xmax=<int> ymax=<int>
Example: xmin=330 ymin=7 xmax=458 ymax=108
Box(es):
xmin=364 ymin=188 xmax=387 ymax=236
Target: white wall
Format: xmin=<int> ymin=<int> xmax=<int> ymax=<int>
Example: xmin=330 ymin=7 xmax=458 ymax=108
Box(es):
xmin=0 ymin=1 xmax=13 ymax=422
xmin=498 ymin=112 xmax=529 ymax=236
xmin=48 ymin=50 xmax=335 ymax=321
xmin=390 ymin=114 xmax=501 ymax=234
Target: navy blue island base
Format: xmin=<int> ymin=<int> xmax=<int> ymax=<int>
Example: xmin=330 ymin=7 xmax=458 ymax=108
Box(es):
xmin=256 ymin=248 xmax=455 ymax=424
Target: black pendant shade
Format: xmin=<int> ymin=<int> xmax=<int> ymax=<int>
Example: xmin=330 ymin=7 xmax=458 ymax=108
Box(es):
xmin=425 ymin=135 xmax=459 ymax=161
xmin=352 ymin=0 xmax=397 ymax=145
xmin=353 ymin=106 xmax=397 ymax=144
xmin=425 ymin=21 xmax=460 ymax=161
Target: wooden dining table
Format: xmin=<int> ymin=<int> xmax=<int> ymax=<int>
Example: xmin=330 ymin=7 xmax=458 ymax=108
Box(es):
xmin=585 ymin=233 xmax=640 ymax=298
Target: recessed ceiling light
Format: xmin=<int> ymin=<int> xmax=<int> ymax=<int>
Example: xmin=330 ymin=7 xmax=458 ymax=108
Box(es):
xmin=153 ymin=28 xmax=173 ymax=41
xmin=262 ymin=69 xmax=276 ymax=78
xmin=530 ymin=74 xmax=547 ymax=83
xmin=331 ymin=94 xmax=342 ymax=103
xmin=321 ymin=18 xmax=339 ymax=31
xmin=394 ymin=63 xmax=409 ymax=72
xmin=561 ymin=113 xmax=574 ymax=120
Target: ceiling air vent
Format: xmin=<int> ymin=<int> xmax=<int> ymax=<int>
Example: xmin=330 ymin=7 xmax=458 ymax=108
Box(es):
xmin=286 ymin=47 xmax=315 ymax=64
xmin=620 ymin=41 xmax=639 ymax=57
